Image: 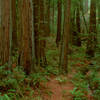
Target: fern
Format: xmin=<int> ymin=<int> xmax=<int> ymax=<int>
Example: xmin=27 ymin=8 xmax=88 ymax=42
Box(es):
xmin=0 ymin=94 xmax=11 ymax=100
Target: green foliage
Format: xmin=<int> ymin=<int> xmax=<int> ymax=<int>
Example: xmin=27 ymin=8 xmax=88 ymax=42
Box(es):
xmin=45 ymin=66 xmax=60 ymax=75
xmin=71 ymin=72 xmax=88 ymax=100
xmin=46 ymin=49 xmax=59 ymax=67
xmin=86 ymin=69 xmax=100 ymax=99
xmin=0 ymin=64 xmax=26 ymax=99
xmin=0 ymin=94 xmax=11 ymax=100
xmin=0 ymin=63 xmax=60 ymax=99
xmin=71 ymin=59 xmax=100 ymax=100
xmin=30 ymin=72 xmax=48 ymax=86
xmin=56 ymin=76 xmax=67 ymax=84
xmin=93 ymin=89 xmax=100 ymax=100
xmin=0 ymin=65 xmax=25 ymax=88
xmin=72 ymin=72 xmax=89 ymax=93
xmin=32 ymin=96 xmax=43 ymax=100
xmin=70 ymin=87 xmax=87 ymax=100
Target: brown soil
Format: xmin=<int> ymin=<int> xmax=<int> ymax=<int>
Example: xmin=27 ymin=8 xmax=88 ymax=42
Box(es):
xmin=42 ymin=75 xmax=74 ymax=100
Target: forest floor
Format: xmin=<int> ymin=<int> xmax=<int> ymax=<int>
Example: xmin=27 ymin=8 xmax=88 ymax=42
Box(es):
xmin=15 ymin=34 xmax=100 ymax=100
xmin=0 ymin=34 xmax=100 ymax=100
xmin=38 ymin=34 xmax=98 ymax=100
xmin=30 ymin=34 xmax=95 ymax=100
xmin=41 ymin=74 xmax=74 ymax=100
xmin=33 ymin=70 xmax=93 ymax=100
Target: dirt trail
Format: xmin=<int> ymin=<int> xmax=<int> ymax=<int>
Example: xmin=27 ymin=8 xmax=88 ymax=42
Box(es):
xmin=42 ymin=76 xmax=74 ymax=100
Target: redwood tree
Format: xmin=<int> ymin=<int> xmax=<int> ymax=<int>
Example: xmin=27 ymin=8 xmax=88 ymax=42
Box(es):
xmin=76 ymin=5 xmax=81 ymax=46
xmin=1 ymin=0 xmax=10 ymax=64
xmin=34 ymin=0 xmax=40 ymax=65
xmin=86 ymin=0 xmax=97 ymax=57
xmin=12 ymin=0 xmax=17 ymax=51
xmin=56 ymin=0 xmax=62 ymax=47
xmin=22 ymin=0 xmax=32 ymax=74
xmin=60 ymin=0 xmax=71 ymax=73
xmin=39 ymin=0 xmax=46 ymax=66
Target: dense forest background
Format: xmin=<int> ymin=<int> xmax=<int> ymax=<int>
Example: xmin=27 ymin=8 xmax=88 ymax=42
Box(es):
xmin=0 ymin=0 xmax=100 ymax=100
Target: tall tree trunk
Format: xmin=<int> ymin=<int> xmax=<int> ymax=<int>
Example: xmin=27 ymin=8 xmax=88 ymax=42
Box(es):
xmin=34 ymin=0 xmax=40 ymax=65
xmin=60 ymin=0 xmax=71 ymax=73
xmin=86 ymin=0 xmax=97 ymax=57
xmin=22 ymin=0 xmax=31 ymax=74
xmin=39 ymin=0 xmax=46 ymax=67
xmin=56 ymin=0 xmax=62 ymax=47
xmin=83 ymin=0 xmax=88 ymax=14
xmin=76 ymin=5 xmax=81 ymax=46
xmin=44 ymin=0 xmax=50 ymax=36
xmin=9 ymin=0 xmax=12 ymax=67
xmin=71 ymin=9 xmax=76 ymax=45
xmin=17 ymin=0 xmax=23 ymax=66
xmin=52 ymin=0 xmax=55 ymax=33
xmin=1 ymin=0 xmax=10 ymax=64
xmin=0 ymin=0 xmax=2 ymax=63
xmin=98 ymin=1 xmax=100 ymax=24
xmin=30 ymin=0 xmax=36 ymax=71
xmin=12 ymin=0 xmax=17 ymax=52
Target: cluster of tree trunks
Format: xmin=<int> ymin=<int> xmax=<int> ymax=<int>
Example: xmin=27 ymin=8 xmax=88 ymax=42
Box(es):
xmin=0 ymin=0 xmax=50 ymax=74
xmin=0 ymin=0 xmax=98 ymax=74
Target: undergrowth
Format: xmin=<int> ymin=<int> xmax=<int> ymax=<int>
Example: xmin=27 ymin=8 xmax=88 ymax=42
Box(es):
xmin=0 ymin=45 xmax=100 ymax=100
xmin=71 ymin=60 xmax=100 ymax=100
xmin=0 ymin=63 xmax=60 ymax=100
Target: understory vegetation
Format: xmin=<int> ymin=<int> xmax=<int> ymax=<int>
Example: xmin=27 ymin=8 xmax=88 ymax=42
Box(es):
xmin=0 ymin=45 xmax=100 ymax=100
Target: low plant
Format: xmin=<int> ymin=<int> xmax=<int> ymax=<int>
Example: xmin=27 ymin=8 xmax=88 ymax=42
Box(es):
xmin=0 ymin=93 xmax=11 ymax=100
xmin=56 ymin=76 xmax=67 ymax=84
xmin=0 ymin=64 xmax=26 ymax=99
xmin=30 ymin=72 xmax=48 ymax=87
xmin=70 ymin=87 xmax=87 ymax=100
xmin=45 ymin=66 xmax=60 ymax=75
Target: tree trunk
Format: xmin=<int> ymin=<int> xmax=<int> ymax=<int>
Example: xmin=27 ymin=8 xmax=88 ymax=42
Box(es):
xmin=34 ymin=0 xmax=40 ymax=65
xmin=39 ymin=0 xmax=47 ymax=67
xmin=51 ymin=0 xmax=55 ymax=33
xmin=86 ymin=0 xmax=97 ymax=57
xmin=22 ymin=0 xmax=31 ymax=74
xmin=98 ymin=1 xmax=100 ymax=24
xmin=76 ymin=6 xmax=81 ymax=46
xmin=71 ymin=9 xmax=76 ymax=45
xmin=0 ymin=0 xmax=2 ymax=63
xmin=9 ymin=0 xmax=12 ymax=67
xmin=12 ymin=0 xmax=17 ymax=52
xmin=30 ymin=0 xmax=36 ymax=71
xmin=17 ymin=0 xmax=23 ymax=66
xmin=44 ymin=0 xmax=50 ymax=36
xmin=56 ymin=0 xmax=62 ymax=47
xmin=1 ymin=0 xmax=10 ymax=64
xmin=60 ymin=0 xmax=71 ymax=73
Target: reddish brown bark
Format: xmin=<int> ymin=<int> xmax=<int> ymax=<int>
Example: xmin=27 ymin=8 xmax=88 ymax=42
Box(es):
xmin=34 ymin=0 xmax=40 ymax=65
xmin=60 ymin=0 xmax=71 ymax=73
xmin=44 ymin=0 xmax=50 ymax=37
xmin=56 ymin=0 xmax=62 ymax=47
xmin=17 ymin=0 xmax=23 ymax=65
xmin=12 ymin=0 xmax=17 ymax=50
xmin=1 ymin=0 xmax=10 ymax=64
xmin=22 ymin=0 xmax=31 ymax=74
xmin=39 ymin=0 xmax=46 ymax=66
xmin=76 ymin=6 xmax=81 ymax=46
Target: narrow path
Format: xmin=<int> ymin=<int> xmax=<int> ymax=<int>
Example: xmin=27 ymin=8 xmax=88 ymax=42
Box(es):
xmin=42 ymin=76 xmax=74 ymax=100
